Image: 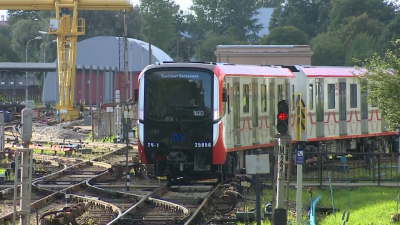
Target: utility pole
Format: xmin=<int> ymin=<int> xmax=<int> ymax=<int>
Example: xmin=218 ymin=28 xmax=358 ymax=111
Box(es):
xmin=124 ymin=10 xmax=129 ymax=101
xmin=123 ymin=9 xmax=130 ymax=192
xmin=176 ymin=40 xmax=179 ymax=61
xmin=148 ymin=25 xmax=152 ymax=65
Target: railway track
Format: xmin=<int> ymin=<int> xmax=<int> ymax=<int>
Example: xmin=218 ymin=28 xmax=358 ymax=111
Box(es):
xmin=115 ymin=178 xmax=238 ymax=225
xmin=0 ymin=157 xmax=68 ymax=219
xmin=36 ymin=149 xmax=151 ymax=224
xmin=0 ymin=143 xmax=132 ymax=224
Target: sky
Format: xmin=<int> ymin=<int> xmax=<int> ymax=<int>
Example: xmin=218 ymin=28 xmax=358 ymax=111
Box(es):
xmin=1 ymin=0 xmax=399 ymax=20
xmin=0 ymin=0 xmax=193 ymax=20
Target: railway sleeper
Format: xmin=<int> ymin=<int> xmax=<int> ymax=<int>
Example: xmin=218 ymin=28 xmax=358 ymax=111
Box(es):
xmin=152 ymin=199 xmax=189 ymax=216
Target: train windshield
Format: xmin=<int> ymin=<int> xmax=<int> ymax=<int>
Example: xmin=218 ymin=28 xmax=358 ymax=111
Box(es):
xmin=144 ymin=70 xmax=213 ymax=121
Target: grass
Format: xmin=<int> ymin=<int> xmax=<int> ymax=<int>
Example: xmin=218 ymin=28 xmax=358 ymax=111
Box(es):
xmin=32 ymin=147 xmax=110 ymax=160
xmin=85 ymin=132 xmax=116 ymax=143
xmin=237 ymin=186 xmax=400 ymax=225
xmin=300 ymin=159 xmax=400 ymax=183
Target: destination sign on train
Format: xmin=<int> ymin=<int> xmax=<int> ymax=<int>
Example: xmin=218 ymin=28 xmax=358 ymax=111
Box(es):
xmin=160 ymin=74 xmax=199 ymax=79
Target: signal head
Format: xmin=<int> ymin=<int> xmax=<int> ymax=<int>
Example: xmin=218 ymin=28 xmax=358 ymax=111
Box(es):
xmin=276 ymin=100 xmax=289 ymax=134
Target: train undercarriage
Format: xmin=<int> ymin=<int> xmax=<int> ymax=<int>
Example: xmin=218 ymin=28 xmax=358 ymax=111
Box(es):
xmin=151 ymin=150 xmax=237 ymax=182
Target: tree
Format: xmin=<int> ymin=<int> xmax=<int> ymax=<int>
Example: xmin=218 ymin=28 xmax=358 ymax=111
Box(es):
xmin=329 ymin=0 xmax=396 ymax=30
xmin=345 ymin=33 xmax=378 ymax=66
xmin=256 ymin=0 xmax=283 ymax=8
xmin=192 ymin=0 xmax=262 ymax=42
xmin=269 ymin=0 xmax=331 ymax=38
xmin=311 ymin=32 xmax=345 ymax=66
xmin=10 ymin=19 xmax=44 ymax=62
xmin=379 ymin=13 xmax=400 ymax=52
xmin=339 ymin=13 xmax=383 ymax=48
xmin=357 ymin=41 xmax=400 ymax=130
xmin=195 ymin=34 xmax=232 ymax=62
xmin=7 ymin=10 xmax=40 ymax=27
xmin=78 ymin=9 xmax=145 ymax=42
xmin=0 ymin=34 xmax=19 ymax=62
xmin=218 ymin=0 xmax=262 ymax=42
xmin=259 ymin=25 xmax=309 ymax=45
xmin=140 ymin=0 xmax=180 ymax=51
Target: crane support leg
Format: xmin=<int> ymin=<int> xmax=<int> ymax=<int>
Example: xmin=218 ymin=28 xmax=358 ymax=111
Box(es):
xmin=53 ymin=0 xmax=84 ymax=121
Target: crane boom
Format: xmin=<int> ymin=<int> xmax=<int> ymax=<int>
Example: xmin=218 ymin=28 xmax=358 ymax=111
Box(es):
xmin=0 ymin=0 xmax=133 ymax=121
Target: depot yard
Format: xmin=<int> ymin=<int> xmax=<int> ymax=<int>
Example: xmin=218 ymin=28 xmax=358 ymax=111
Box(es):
xmin=237 ymin=186 xmax=400 ymax=224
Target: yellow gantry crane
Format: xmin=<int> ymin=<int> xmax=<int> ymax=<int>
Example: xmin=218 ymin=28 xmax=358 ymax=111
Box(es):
xmin=0 ymin=0 xmax=133 ymax=121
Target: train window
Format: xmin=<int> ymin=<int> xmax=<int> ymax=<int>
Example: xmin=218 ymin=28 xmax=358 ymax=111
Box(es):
xmin=227 ymin=83 xmax=230 ymax=114
xmin=144 ymin=70 xmax=212 ymax=121
xmin=339 ymin=82 xmax=346 ymax=120
xmin=224 ymin=80 xmax=227 ymax=114
xmin=316 ymin=80 xmax=324 ymax=122
xmin=309 ymin=84 xmax=314 ymax=109
xmin=277 ymin=84 xmax=283 ymax=101
xmin=243 ymin=84 xmax=249 ymax=113
xmin=361 ymin=89 xmax=368 ymax=119
xmin=292 ymin=84 xmax=295 ymax=111
xmin=328 ymin=84 xmax=335 ymax=109
xmin=350 ymin=84 xmax=357 ymax=108
xmin=261 ymin=84 xmax=267 ymax=112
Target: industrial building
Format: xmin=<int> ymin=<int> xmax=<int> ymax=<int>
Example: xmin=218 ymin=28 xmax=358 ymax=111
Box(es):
xmin=43 ymin=36 xmax=173 ymax=105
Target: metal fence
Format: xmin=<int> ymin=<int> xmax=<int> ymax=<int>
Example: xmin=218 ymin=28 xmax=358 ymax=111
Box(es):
xmin=291 ymin=152 xmax=400 ymax=186
xmin=91 ymin=105 xmax=138 ymax=140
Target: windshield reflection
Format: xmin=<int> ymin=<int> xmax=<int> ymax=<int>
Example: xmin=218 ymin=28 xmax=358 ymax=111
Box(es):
xmin=145 ymin=70 xmax=213 ymax=121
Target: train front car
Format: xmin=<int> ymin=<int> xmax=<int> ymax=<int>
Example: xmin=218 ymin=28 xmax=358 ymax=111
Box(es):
xmin=137 ymin=63 xmax=226 ymax=180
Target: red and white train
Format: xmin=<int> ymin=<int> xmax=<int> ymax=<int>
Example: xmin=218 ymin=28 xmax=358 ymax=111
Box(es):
xmin=136 ymin=62 xmax=395 ymax=180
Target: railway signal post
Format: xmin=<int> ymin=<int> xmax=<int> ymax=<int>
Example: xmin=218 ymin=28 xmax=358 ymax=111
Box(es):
xmin=13 ymin=108 xmax=33 ymax=225
xmin=296 ymin=93 xmax=306 ymax=224
xmin=274 ymin=100 xmax=290 ymax=225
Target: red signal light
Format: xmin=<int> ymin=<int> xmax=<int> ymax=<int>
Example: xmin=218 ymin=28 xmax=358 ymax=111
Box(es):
xmin=278 ymin=112 xmax=288 ymax=121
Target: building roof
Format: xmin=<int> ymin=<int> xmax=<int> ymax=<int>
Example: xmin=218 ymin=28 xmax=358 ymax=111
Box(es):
xmin=0 ymin=63 xmax=106 ymax=72
xmin=216 ymin=64 xmax=295 ymax=77
xmin=301 ymin=67 xmax=365 ymax=77
xmin=74 ymin=36 xmax=173 ymax=71
xmin=0 ymin=62 xmax=56 ymax=72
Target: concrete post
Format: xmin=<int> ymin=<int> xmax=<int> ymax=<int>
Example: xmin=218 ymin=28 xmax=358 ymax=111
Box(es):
xmin=97 ymin=66 xmax=100 ymax=111
xmin=82 ymin=65 xmax=85 ymax=108
xmin=103 ymin=67 xmax=107 ymax=104
xmin=114 ymin=67 xmax=118 ymax=102
xmin=89 ymin=66 xmax=93 ymax=114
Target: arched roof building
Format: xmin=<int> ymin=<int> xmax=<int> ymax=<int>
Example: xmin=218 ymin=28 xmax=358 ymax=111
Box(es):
xmin=43 ymin=36 xmax=173 ymax=104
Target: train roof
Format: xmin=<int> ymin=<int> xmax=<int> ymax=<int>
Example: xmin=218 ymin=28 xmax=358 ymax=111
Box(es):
xmin=301 ymin=66 xmax=366 ymax=78
xmin=216 ymin=64 xmax=295 ymax=77
xmin=142 ymin=62 xmax=295 ymax=78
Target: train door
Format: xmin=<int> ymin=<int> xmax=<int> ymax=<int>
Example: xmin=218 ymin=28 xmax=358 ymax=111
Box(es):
xmin=308 ymin=79 xmax=316 ymax=139
xmin=224 ymin=78 xmax=233 ymax=147
xmin=242 ymin=79 xmax=252 ymax=146
xmin=325 ymin=79 xmax=339 ymax=137
xmin=338 ymin=79 xmax=347 ymax=135
xmin=252 ymin=78 xmax=259 ymax=145
xmin=315 ymin=79 xmax=324 ymax=138
xmin=269 ymin=78 xmax=276 ymax=138
xmin=260 ymin=80 xmax=268 ymax=144
xmin=233 ymin=78 xmax=241 ymax=147
xmin=360 ymin=81 xmax=368 ymax=134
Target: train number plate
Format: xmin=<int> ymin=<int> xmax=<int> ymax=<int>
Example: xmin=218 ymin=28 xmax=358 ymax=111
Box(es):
xmin=195 ymin=142 xmax=212 ymax=148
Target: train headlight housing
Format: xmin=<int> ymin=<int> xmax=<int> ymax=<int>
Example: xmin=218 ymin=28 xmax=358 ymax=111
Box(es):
xmin=139 ymin=109 xmax=144 ymax=120
xmin=213 ymin=110 xmax=218 ymax=120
